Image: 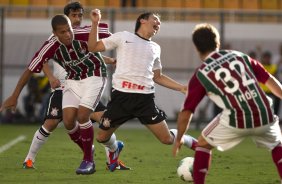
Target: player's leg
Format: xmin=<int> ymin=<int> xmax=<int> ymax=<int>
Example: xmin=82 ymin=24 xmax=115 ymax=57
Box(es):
xmin=196 ymin=114 xmax=244 ymax=184
xmin=170 ymin=128 xmax=197 ymax=150
xmin=97 ymin=90 xmax=132 ymax=171
xmin=252 ymin=117 xmax=282 ymax=181
xmin=23 ymin=90 xmax=62 ymax=169
xmin=23 ymin=119 xmax=60 ymax=169
xmin=145 ymin=122 xmax=197 ymax=150
xmin=90 ymin=101 xmax=106 ymax=123
xmin=75 ymin=76 xmax=106 ymax=175
xmin=97 ymin=126 xmax=128 ymax=171
xmin=89 ymin=101 xmax=129 ymax=170
xmin=193 ymin=135 xmax=213 ymax=184
xmin=76 ymin=105 xmax=94 ymax=163
xmin=271 ymin=143 xmax=282 ymax=181
xmin=62 ymin=88 xmax=84 ymax=151
xmin=139 ymin=95 xmax=197 ymax=149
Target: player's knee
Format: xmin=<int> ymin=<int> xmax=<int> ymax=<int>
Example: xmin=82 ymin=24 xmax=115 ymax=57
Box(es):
xmin=96 ymin=134 xmax=109 ymax=143
xmin=77 ymin=115 xmax=90 ymax=124
xmin=160 ymin=136 xmax=174 ymax=145
xmin=197 ymin=135 xmax=213 ymax=149
xmin=64 ymin=121 xmax=76 ymax=130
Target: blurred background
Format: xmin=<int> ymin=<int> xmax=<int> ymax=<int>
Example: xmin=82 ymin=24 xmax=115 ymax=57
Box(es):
xmin=1 ymin=0 xmax=282 ymax=128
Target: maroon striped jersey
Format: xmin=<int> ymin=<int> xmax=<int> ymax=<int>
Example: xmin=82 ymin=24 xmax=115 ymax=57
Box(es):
xmin=183 ymin=50 xmax=274 ymax=129
xmin=28 ymin=23 xmax=111 ymax=80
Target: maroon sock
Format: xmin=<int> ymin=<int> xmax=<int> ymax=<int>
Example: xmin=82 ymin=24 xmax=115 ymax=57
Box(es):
xmin=68 ymin=124 xmax=83 ymax=151
xmin=272 ymin=143 xmax=282 ymax=179
xmin=193 ymin=147 xmax=211 ymax=184
xmin=79 ymin=121 xmax=94 ymax=162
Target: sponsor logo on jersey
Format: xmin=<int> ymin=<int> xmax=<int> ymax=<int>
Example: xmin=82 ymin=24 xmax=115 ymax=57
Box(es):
xmin=122 ymin=81 xmax=145 ymax=90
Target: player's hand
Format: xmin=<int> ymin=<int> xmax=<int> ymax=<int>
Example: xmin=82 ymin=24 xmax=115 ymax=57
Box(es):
xmin=180 ymin=85 xmax=187 ymax=95
xmin=0 ymin=96 xmax=18 ymax=112
xmin=49 ymin=77 xmax=60 ymax=89
xmin=111 ymin=58 xmax=117 ymax=65
xmin=90 ymin=9 xmax=101 ymax=24
xmin=172 ymin=138 xmax=184 ymax=157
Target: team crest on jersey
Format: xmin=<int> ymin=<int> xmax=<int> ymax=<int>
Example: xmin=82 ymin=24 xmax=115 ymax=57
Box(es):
xmin=50 ymin=107 xmax=59 ymax=117
xmin=79 ymin=47 xmax=86 ymax=54
xmin=102 ymin=118 xmax=111 ymax=128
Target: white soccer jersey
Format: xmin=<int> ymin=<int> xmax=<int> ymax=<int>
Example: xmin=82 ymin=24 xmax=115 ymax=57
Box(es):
xmin=102 ymin=31 xmax=162 ymax=94
xmin=52 ymin=61 xmax=66 ymax=91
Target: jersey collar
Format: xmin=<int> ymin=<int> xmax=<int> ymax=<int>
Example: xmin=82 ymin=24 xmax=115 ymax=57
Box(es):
xmin=135 ymin=33 xmax=150 ymax=41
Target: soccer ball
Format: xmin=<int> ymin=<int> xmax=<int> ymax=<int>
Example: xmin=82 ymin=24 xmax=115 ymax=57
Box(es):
xmin=177 ymin=157 xmax=194 ymax=182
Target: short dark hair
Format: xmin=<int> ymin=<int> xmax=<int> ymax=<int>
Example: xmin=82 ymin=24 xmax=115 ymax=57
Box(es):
xmin=262 ymin=51 xmax=272 ymax=58
xmin=134 ymin=12 xmax=159 ymax=33
xmin=192 ymin=23 xmax=220 ymax=54
xmin=51 ymin=14 xmax=70 ymax=31
xmin=64 ymin=1 xmax=84 ymax=16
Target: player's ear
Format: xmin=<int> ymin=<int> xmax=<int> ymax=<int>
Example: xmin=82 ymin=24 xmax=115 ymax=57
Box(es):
xmin=140 ymin=18 xmax=146 ymax=24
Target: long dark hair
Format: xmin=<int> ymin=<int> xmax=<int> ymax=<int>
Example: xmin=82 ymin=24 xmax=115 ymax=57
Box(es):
xmin=134 ymin=12 xmax=159 ymax=33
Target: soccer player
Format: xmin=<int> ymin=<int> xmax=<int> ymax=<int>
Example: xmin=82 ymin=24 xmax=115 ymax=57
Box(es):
xmin=37 ymin=14 xmax=106 ymax=174
xmin=1 ymin=2 xmax=130 ymax=172
xmin=172 ymin=23 xmax=282 ymax=184
xmin=88 ymin=9 xmax=197 ymax=172
xmin=2 ymin=12 xmax=109 ymax=177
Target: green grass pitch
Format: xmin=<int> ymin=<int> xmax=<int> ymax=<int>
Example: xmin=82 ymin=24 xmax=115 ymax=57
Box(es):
xmin=0 ymin=123 xmax=279 ymax=184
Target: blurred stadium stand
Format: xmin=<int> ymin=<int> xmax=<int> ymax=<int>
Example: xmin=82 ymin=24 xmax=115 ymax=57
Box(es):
xmin=1 ymin=0 xmax=282 ymax=10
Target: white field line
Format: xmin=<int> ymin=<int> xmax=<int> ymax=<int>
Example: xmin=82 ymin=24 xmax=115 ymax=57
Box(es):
xmin=0 ymin=135 xmax=26 ymax=154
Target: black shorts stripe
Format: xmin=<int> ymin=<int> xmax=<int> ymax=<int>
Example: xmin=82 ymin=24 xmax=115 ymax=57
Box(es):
xmin=44 ymin=90 xmax=63 ymax=121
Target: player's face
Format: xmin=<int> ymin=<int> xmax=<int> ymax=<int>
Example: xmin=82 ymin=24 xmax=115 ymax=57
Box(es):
xmin=146 ymin=14 xmax=161 ymax=36
xmin=68 ymin=9 xmax=83 ymax=27
xmin=53 ymin=23 xmax=74 ymax=46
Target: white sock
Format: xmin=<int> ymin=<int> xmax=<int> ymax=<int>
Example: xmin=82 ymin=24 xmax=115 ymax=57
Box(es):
xmin=170 ymin=129 xmax=197 ymax=149
xmin=24 ymin=126 xmax=50 ymax=163
xmin=102 ymin=133 xmax=117 ymax=152
xmin=102 ymin=133 xmax=117 ymax=163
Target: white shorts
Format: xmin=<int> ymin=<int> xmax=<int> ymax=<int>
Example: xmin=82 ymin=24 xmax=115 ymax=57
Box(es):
xmin=62 ymin=76 xmax=106 ymax=110
xmin=202 ymin=114 xmax=282 ymax=151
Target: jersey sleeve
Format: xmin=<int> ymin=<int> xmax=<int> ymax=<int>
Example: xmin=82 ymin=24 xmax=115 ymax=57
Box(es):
xmin=153 ymin=43 xmax=162 ymax=70
xmin=250 ymin=58 xmax=270 ymax=84
xmin=74 ymin=23 xmax=111 ymax=41
xmin=28 ymin=37 xmax=59 ymax=73
xmin=102 ymin=31 xmax=123 ymax=50
xmin=182 ymin=71 xmax=206 ymax=113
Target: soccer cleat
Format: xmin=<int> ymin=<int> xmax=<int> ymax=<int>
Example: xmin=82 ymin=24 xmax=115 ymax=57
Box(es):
xmin=106 ymin=160 xmax=131 ymax=170
xmin=76 ymin=160 xmax=96 ymax=175
xmin=108 ymin=141 xmax=124 ymax=172
xmin=22 ymin=159 xmax=35 ymax=169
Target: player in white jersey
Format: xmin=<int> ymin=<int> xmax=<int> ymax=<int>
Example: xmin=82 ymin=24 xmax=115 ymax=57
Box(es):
xmin=88 ymin=10 xmax=197 ymax=172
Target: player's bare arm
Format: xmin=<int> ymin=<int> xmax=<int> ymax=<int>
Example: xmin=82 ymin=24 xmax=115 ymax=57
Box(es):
xmin=265 ymin=74 xmax=282 ymax=99
xmin=102 ymin=56 xmax=116 ymax=65
xmin=88 ymin=9 xmax=106 ymax=52
xmin=153 ymin=69 xmax=187 ymax=94
xmin=0 ymin=69 xmax=33 ymax=112
xmin=172 ymin=110 xmax=193 ymax=157
xmin=42 ymin=63 xmax=60 ymax=89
